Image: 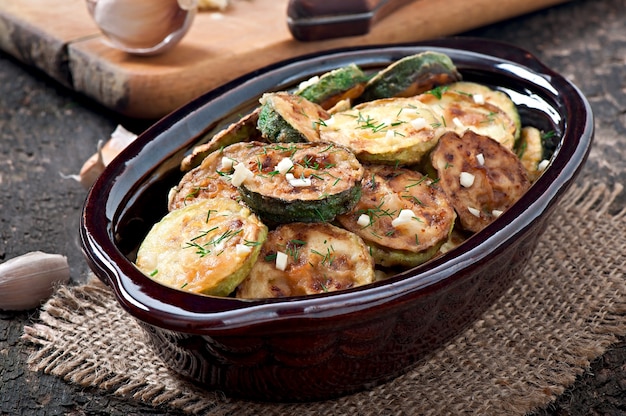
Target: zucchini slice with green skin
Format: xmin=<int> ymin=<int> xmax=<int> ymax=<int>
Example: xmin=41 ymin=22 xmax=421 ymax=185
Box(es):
xmin=336 ymin=164 xmax=456 ymax=268
xmin=295 ymin=63 xmax=369 ymax=110
xmin=318 ymin=86 xmax=517 ymax=165
xmin=180 ymin=109 xmax=263 ymax=172
xmin=257 ymin=92 xmax=330 ymax=143
xmin=168 ymin=142 xmax=262 ymax=211
xmin=136 ymin=198 xmax=268 ymax=297
xmin=229 ymin=141 xmax=364 ymax=223
xmin=358 ymin=51 xmax=462 ymax=103
xmin=318 ymin=96 xmax=444 ymax=165
xmin=416 ymin=89 xmax=518 ymax=150
xmin=430 ymin=130 xmax=530 ymax=233
xmin=448 ymin=81 xmax=522 ymax=141
xmin=237 ymin=222 xmax=375 ymax=298
xmin=516 ymin=126 xmax=548 ymax=182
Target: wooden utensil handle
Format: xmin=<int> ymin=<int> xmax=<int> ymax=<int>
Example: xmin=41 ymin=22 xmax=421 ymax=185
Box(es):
xmin=287 ymin=0 xmax=415 ymax=41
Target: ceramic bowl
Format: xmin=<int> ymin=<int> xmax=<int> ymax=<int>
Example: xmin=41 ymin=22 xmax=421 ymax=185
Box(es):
xmin=80 ymin=37 xmax=593 ymax=402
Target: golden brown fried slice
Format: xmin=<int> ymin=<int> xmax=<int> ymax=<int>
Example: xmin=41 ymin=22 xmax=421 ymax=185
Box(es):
xmin=416 ymin=89 xmax=517 ymax=150
xmin=136 ymin=198 xmax=268 ymax=297
xmin=237 ymin=222 xmax=375 ymax=298
xmin=337 ymin=164 xmax=456 ymax=268
xmin=180 ymin=109 xmax=262 ymax=172
xmin=430 ymin=130 xmax=530 ymax=233
xmin=318 ymin=97 xmax=442 ymax=165
xmin=168 ymin=142 xmax=262 ymax=211
xmin=233 ymin=141 xmax=364 ymax=224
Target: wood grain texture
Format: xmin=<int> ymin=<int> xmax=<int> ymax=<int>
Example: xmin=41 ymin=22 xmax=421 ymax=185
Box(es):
xmin=1 ymin=0 xmax=570 ymax=118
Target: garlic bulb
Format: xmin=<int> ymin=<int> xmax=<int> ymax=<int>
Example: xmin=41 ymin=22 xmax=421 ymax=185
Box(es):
xmin=0 ymin=251 xmax=70 ymax=311
xmin=86 ymin=0 xmax=198 ymax=55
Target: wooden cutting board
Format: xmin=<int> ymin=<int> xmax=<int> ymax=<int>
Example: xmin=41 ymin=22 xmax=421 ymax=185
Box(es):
xmin=0 ymin=0 xmax=569 ymax=119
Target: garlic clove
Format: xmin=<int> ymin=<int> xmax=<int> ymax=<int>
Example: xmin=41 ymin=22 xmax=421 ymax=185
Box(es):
xmin=102 ymin=125 xmax=139 ymax=163
xmin=0 ymin=251 xmax=70 ymax=311
xmin=77 ymin=139 xmax=107 ymax=189
xmin=86 ymin=0 xmax=198 ymax=55
xmin=64 ymin=124 xmax=138 ymax=189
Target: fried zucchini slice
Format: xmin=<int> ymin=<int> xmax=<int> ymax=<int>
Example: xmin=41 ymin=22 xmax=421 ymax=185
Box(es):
xmin=358 ymin=51 xmax=462 ymax=102
xmin=516 ymin=126 xmax=549 ymax=182
xmin=136 ymin=198 xmax=268 ymax=297
xmin=416 ymin=89 xmax=518 ymax=150
xmin=448 ymin=81 xmax=522 ymax=141
xmin=257 ymin=92 xmax=330 ymax=143
xmin=336 ymin=164 xmax=456 ymax=268
xmin=430 ymin=130 xmax=531 ymax=233
xmin=295 ymin=63 xmax=369 ymax=110
xmin=168 ymin=141 xmax=264 ymax=211
xmin=318 ymin=96 xmax=443 ymax=165
xmin=237 ymin=222 xmax=375 ymax=298
xmin=229 ymin=141 xmax=364 ymax=223
xmin=180 ymin=109 xmax=263 ymax=172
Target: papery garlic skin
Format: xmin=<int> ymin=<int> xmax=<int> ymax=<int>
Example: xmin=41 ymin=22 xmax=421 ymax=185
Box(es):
xmin=87 ymin=0 xmax=198 ymax=55
xmin=61 ymin=125 xmax=137 ymax=188
xmin=67 ymin=125 xmax=137 ymax=189
xmin=0 ymin=251 xmax=70 ymax=311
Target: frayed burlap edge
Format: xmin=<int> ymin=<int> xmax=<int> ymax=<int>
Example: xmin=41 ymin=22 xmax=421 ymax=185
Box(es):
xmin=22 ymin=180 xmax=626 ymax=416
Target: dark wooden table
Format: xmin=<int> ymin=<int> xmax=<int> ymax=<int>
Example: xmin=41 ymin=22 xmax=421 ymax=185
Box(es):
xmin=2 ymin=0 xmax=625 ymax=414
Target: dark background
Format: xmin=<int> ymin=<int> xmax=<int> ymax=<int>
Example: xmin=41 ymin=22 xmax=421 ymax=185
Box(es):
xmin=2 ymin=0 xmax=626 ymax=414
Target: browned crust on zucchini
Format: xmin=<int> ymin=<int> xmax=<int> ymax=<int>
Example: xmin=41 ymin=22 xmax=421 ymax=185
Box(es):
xmin=180 ymin=109 xmax=263 ymax=172
xmin=257 ymin=92 xmax=330 ymax=143
xmin=237 ymin=222 xmax=375 ymax=298
xmin=168 ymin=142 xmax=262 ymax=211
xmin=337 ymin=164 xmax=456 ymax=267
xmin=430 ymin=130 xmax=531 ymax=233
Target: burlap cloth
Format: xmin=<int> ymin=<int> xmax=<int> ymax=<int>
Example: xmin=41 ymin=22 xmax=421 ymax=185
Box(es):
xmin=22 ymin=180 xmax=626 ymax=416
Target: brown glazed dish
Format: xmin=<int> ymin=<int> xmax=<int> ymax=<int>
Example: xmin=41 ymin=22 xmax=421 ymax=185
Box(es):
xmin=80 ymin=38 xmax=593 ymax=402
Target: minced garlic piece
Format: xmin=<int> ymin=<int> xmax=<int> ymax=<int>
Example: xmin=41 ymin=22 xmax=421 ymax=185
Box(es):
xmin=391 ymin=209 xmax=417 ymax=227
xmin=468 ymin=207 xmax=481 ymax=217
xmin=236 ymin=244 xmax=252 ymax=255
xmin=460 ymin=171 xmax=475 ymax=188
xmin=537 ymin=159 xmax=550 ymax=172
xmin=357 ymin=214 xmax=370 ymax=227
xmin=275 ymin=251 xmax=288 ymax=271
xmin=472 ymin=93 xmax=485 ymax=105
xmin=231 ymin=162 xmax=253 ymax=186
xmin=410 ymin=117 xmax=428 ymax=130
xmin=276 ymin=157 xmax=293 ymax=174
xmin=286 ymin=173 xmax=312 ymax=187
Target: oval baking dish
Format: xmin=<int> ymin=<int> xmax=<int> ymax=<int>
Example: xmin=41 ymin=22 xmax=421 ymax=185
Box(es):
xmin=80 ymin=37 xmax=593 ymax=402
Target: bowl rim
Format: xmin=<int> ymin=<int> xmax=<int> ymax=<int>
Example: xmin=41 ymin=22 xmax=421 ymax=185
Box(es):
xmin=80 ymin=37 xmax=594 ymax=334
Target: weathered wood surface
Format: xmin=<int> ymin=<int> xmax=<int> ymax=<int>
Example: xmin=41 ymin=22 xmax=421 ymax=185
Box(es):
xmin=1 ymin=0 xmax=626 ymax=414
xmin=0 ymin=0 xmax=569 ymax=118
